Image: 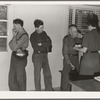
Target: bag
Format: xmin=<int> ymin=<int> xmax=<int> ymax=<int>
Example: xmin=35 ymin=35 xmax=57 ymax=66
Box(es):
xmin=69 ymin=68 xmax=79 ymax=81
xmin=12 ymin=50 xmax=28 ymax=60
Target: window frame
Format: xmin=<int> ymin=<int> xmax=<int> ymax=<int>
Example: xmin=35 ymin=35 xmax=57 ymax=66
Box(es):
xmin=68 ymin=5 xmax=100 ymax=34
xmin=0 ymin=5 xmax=8 ymax=52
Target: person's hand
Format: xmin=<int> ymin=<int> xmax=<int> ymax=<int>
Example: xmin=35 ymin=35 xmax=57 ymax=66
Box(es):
xmin=77 ymin=33 xmax=83 ymax=38
xmin=12 ymin=29 xmax=17 ymax=36
xmin=73 ymin=46 xmax=78 ymax=50
xmin=73 ymin=45 xmax=81 ymax=51
xmin=38 ymin=43 xmax=42 ymax=46
xmin=17 ymin=49 xmax=22 ymax=53
xmin=70 ymin=63 xmax=75 ymax=70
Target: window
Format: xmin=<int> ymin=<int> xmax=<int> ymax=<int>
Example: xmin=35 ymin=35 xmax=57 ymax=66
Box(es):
xmin=75 ymin=9 xmax=93 ymax=34
xmin=69 ymin=8 xmax=73 ymax=27
xmin=75 ymin=9 xmax=93 ymax=30
xmin=95 ymin=9 xmax=100 ymax=26
xmin=0 ymin=5 xmax=7 ymax=51
xmin=68 ymin=6 xmax=100 ymax=34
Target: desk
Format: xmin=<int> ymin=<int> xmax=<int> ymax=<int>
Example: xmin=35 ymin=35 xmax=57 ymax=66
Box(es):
xmin=70 ymin=79 xmax=100 ymax=91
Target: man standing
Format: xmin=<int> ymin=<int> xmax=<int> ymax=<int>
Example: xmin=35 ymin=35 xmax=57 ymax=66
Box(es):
xmin=30 ymin=19 xmax=53 ymax=91
xmin=9 ymin=19 xmax=29 ymax=91
xmin=61 ymin=24 xmax=81 ymax=91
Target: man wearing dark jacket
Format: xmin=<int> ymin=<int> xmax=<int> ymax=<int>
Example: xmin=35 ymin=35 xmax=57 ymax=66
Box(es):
xmin=30 ymin=19 xmax=53 ymax=91
xmin=61 ymin=25 xmax=81 ymax=91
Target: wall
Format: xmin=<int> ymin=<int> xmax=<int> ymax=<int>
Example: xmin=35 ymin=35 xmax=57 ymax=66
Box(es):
xmin=0 ymin=4 xmax=69 ymax=90
xmin=0 ymin=5 xmax=14 ymax=91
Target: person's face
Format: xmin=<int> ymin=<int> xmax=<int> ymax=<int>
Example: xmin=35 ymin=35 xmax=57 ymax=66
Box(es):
xmin=69 ymin=27 xmax=78 ymax=38
xmin=13 ymin=23 xmax=20 ymax=32
xmin=88 ymin=25 xmax=92 ymax=31
xmin=36 ymin=25 xmax=44 ymax=34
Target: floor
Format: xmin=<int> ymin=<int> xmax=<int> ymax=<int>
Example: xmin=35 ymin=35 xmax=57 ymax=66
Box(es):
xmin=30 ymin=87 xmax=61 ymax=91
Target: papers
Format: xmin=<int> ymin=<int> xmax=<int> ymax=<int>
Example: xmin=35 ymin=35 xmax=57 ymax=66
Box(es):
xmin=94 ymin=76 xmax=100 ymax=82
xmin=16 ymin=53 xmax=25 ymax=57
xmin=75 ymin=44 xmax=81 ymax=48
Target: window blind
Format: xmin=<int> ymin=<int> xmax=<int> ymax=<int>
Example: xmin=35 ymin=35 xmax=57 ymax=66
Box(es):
xmin=68 ymin=6 xmax=100 ymax=34
xmin=75 ymin=9 xmax=93 ymax=30
xmin=68 ymin=8 xmax=73 ymax=27
xmin=95 ymin=9 xmax=100 ymax=26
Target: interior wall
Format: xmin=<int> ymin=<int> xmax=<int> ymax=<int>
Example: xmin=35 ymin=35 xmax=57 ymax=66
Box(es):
xmin=0 ymin=4 xmax=69 ymax=91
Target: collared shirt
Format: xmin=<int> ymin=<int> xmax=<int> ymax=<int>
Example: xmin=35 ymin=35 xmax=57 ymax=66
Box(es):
xmin=9 ymin=32 xmax=29 ymax=51
xmin=62 ymin=34 xmax=78 ymax=64
xmin=30 ymin=30 xmax=52 ymax=52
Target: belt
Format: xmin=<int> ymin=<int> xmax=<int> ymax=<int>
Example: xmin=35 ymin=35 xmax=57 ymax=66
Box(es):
xmin=86 ymin=51 xmax=98 ymax=53
xmin=34 ymin=51 xmax=47 ymax=54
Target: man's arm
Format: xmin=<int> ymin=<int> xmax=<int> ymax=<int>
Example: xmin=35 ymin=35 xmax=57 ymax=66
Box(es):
xmin=30 ymin=34 xmax=42 ymax=51
xmin=42 ymin=36 xmax=52 ymax=47
xmin=9 ymin=34 xmax=28 ymax=51
xmin=62 ymin=36 xmax=75 ymax=70
xmin=9 ymin=36 xmax=16 ymax=51
xmin=42 ymin=32 xmax=52 ymax=48
xmin=62 ymin=37 xmax=71 ymax=64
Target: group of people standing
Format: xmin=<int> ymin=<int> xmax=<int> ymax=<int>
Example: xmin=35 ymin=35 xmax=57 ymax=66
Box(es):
xmin=61 ymin=13 xmax=100 ymax=91
xmin=8 ymin=13 xmax=100 ymax=91
xmin=9 ymin=19 xmax=53 ymax=91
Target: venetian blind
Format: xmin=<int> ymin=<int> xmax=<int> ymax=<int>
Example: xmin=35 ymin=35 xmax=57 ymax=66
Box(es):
xmin=68 ymin=8 xmax=73 ymax=27
xmin=95 ymin=9 xmax=100 ymax=26
xmin=75 ymin=9 xmax=94 ymax=34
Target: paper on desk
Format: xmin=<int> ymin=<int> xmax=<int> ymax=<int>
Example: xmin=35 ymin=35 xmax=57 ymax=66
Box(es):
xmin=94 ymin=76 xmax=100 ymax=82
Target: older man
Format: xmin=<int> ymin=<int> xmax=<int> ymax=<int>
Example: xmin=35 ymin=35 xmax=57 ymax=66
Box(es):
xmin=61 ymin=24 xmax=82 ymax=91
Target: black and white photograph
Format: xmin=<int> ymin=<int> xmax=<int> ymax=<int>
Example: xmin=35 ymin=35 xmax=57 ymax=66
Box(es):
xmin=1 ymin=1 xmax=100 ymax=98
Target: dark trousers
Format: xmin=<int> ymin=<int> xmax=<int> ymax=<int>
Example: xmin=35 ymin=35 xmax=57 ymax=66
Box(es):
xmin=32 ymin=53 xmax=53 ymax=91
xmin=8 ymin=53 xmax=27 ymax=91
xmin=61 ymin=55 xmax=79 ymax=91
